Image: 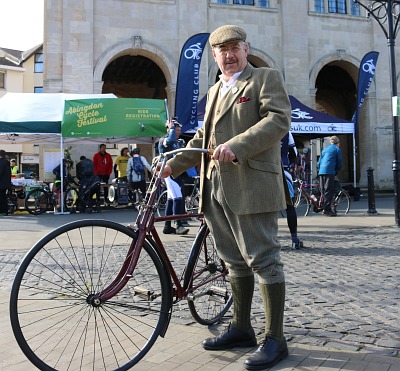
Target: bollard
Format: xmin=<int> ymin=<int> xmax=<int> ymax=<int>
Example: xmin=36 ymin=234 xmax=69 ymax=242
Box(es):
xmin=367 ymin=167 xmax=378 ymax=215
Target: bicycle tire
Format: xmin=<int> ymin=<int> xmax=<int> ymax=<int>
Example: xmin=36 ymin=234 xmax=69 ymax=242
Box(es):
xmin=24 ymin=188 xmax=50 ymax=215
xmin=185 ymin=189 xmax=200 ymax=214
xmin=332 ymin=189 xmax=351 ymax=214
xmin=156 ymin=189 xmax=168 ymax=216
xmin=63 ymin=187 xmax=79 ymax=211
xmin=294 ymin=190 xmax=311 ymax=216
xmin=183 ymin=223 xmax=232 ymax=326
xmin=10 ymin=219 xmax=172 ymax=370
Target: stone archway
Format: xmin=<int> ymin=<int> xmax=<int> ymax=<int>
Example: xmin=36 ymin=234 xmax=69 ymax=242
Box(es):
xmin=93 ymin=37 xmax=178 ymax=112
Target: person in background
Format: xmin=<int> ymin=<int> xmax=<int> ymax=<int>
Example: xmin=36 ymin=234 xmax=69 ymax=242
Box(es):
xmin=114 ymin=147 xmax=130 ymax=181
xmin=76 ymin=156 xmax=94 ymax=183
xmin=158 ymin=118 xmax=189 ymax=235
xmin=126 ymin=148 xmax=151 ymax=206
xmin=52 ymin=158 xmax=75 ymax=190
xmin=317 ymin=135 xmax=342 ymax=216
xmin=281 ymin=132 xmax=303 ymax=250
xmin=159 ymin=25 xmax=291 ymax=370
xmin=92 ymin=144 xmax=113 ymax=204
xmin=0 ymin=150 xmax=11 ymax=216
xmin=10 ymin=159 xmax=18 ymax=178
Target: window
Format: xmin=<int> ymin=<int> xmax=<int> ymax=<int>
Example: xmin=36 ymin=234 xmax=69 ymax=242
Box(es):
xmin=351 ymin=0 xmax=360 ymax=16
xmin=257 ymin=0 xmax=269 ymax=6
xmin=34 ymin=53 xmax=43 ymax=73
xmin=314 ymin=0 xmax=325 ymax=12
xmin=233 ymin=0 xmax=255 ymax=4
xmin=328 ymin=0 xmax=346 ymax=14
xmin=34 ymin=87 xmax=43 ymax=93
xmin=0 ymin=72 xmax=4 ymax=88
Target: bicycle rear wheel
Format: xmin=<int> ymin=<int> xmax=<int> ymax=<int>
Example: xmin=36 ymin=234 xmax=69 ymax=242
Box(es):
xmin=24 ymin=189 xmax=49 ymax=215
xmin=156 ymin=189 xmax=168 ymax=216
xmin=10 ymin=219 xmax=172 ymax=370
xmin=183 ymin=223 xmax=232 ymax=326
xmin=294 ymin=190 xmax=311 ymax=216
xmin=64 ymin=187 xmax=79 ymax=211
xmin=332 ymin=189 xmax=351 ymax=214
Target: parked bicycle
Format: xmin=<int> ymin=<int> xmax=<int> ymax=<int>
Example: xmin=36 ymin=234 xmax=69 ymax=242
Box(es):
xmin=156 ymin=176 xmax=200 ymax=216
xmin=24 ymin=178 xmax=80 ymax=215
xmin=294 ymin=178 xmax=351 ymax=216
xmin=10 ymin=147 xmax=232 ymax=370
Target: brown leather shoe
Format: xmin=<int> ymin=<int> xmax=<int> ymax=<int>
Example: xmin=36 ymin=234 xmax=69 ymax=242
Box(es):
xmin=202 ymin=324 xmax=257 ymax=351
xmin=244 ymin=336 xmax=288 ymax=370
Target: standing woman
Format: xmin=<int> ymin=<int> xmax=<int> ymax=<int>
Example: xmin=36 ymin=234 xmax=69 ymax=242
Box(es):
xmin=0 ymin=150 xmax=11 ymax=216
xmin=158 ymin=118 xmax=189 ymax=235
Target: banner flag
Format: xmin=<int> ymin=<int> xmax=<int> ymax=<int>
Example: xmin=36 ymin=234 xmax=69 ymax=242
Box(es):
xmin=174 ymin=33 xmax=210 ymax=133
xmin=352 ymin=51 xmax=379 ymax=131
xmin=62 ymin=98 xmax=167 ymax=137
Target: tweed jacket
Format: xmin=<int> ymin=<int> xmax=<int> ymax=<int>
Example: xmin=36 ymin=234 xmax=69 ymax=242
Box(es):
xmin=168 ymin=63 xmax=291 ymax=215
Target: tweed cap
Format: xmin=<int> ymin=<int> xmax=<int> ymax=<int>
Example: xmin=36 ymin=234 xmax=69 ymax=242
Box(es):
xmin=330 ymin=135 xmax=340 ymax=144
xmin=209 ymin=25 xmax=247 ymax=47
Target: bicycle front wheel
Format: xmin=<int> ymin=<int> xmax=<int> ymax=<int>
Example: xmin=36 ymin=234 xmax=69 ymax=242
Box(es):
xmin=294 ymin=190 xmax=311 ymax=216
xmin=184 ymin=223 xmax=232 ymax=326
xmin=332 ymin=190 xmax=351 ymax=214
xmin=24 ymin=188 xmax=49 ymax=215
xmin=10 ymin=219 xmax=172 ymax=370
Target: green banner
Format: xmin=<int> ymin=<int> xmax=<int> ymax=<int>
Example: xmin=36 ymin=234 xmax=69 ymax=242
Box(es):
xmin=62 ymin=98 xmax=167 ymax=137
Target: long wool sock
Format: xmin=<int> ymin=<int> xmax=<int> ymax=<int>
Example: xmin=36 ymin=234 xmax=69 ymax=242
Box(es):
xmin=230 ymin=275 xmax=254 ymax=331
xmin=259 ymin=282 xmax=285 ymax=341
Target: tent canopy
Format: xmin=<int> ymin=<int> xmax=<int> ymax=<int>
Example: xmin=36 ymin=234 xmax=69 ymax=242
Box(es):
xmin=289 ymin=95 xmax=354 ymax=137
xmin=0 ymin=93 xmax=165 ymax=144
xmin=193 ymin=95 xmax=354 ymax=137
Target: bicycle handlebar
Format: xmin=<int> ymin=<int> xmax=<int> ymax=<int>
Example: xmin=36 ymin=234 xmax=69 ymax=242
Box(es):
xmin=158 ymin=147 xmax=212 ymax=160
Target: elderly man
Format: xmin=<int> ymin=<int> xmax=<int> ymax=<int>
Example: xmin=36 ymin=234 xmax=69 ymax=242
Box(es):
xmin=160 ymin=25 xmax=291 ymax=370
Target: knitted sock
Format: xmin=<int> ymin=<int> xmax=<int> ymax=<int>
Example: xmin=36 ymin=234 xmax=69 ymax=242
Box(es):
xmin=259 ymin=282 xmax=285 ymax=341
xmin=231 ymin=275 xmax=254 ymax=331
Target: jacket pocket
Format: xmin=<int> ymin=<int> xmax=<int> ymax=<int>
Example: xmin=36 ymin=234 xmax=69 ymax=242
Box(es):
xmin=247 ymin=158 xmax=280 ymax=174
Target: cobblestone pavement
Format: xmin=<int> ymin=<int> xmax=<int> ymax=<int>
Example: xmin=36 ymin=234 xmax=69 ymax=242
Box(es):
xmin=1 ymin=196 xmax=399 ymax=370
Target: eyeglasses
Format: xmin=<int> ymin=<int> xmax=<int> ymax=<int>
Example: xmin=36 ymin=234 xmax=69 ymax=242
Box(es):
xmin=215 ymin=44 xmax=243 ymax=56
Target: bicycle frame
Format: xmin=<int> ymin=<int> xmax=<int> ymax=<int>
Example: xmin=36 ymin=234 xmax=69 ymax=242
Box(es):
xmin=98 ymin=148 xmax=210 ymax=302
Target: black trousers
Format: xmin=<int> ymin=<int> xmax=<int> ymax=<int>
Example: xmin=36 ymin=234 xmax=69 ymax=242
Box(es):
xmin=319 ymin=174 xmax=335 ymax=211
xmin=0 ymin=189 xmax=8 ymax=215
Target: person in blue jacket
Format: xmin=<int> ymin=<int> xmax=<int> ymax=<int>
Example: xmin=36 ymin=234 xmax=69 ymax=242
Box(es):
xmin=158 ymin=118 xmax=189 ymax=235
xmin=317 ymin=135 xmax=342 ymax=216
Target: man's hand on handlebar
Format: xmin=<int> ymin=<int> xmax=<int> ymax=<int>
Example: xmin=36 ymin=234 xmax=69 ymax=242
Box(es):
xmin=212 ymin=144 xmax=236 ymax=162
xmin=155 ymin=162 xmax=172 ymax=178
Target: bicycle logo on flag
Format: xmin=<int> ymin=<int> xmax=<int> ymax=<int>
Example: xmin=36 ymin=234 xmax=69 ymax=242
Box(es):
xmin=184 ymin=43 xmax=203 ymax=60
xmin=362 ymin=59 xmax=376 ymax=75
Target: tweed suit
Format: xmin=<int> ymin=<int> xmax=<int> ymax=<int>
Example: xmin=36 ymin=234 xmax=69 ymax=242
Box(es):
xmin=168 ymin=63 xmax=291 ymax=282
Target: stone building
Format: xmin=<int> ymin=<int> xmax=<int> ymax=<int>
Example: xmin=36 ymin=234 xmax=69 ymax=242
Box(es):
xmin=43 ymin=0 xmax=400 ymax=190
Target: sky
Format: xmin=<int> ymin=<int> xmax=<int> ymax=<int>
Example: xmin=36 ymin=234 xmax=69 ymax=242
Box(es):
xmin=0 ymin=0 xmax=44 ymax=50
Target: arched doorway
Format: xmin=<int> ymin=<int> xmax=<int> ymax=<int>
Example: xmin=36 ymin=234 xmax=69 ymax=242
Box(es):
xmin=102 ymin=55 xmax=167 ymax=99
xmin=315 ymin=63 xmax=357 ymax=184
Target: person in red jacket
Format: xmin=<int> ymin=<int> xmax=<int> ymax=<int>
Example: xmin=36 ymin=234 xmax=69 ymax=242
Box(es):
xmin=92 ymin=144 xmax=113 ymax=204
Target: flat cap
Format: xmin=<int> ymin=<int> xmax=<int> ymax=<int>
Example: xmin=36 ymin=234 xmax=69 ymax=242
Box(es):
xmin=209 ymin=25 xmax=247 ymax=47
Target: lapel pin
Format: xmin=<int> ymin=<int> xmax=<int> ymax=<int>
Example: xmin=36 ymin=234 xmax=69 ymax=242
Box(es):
xmin=232 ymin=87 xmax=238 ymax=94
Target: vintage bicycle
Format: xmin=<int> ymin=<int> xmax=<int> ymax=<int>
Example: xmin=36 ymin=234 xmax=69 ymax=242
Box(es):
xmin=294 ymin=178 xmax=351 ymax=216
xmin=10 ymin=148 xmax=232 ymax=370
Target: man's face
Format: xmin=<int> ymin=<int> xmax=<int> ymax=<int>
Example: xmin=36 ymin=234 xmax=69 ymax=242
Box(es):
xmin=100 ymin=145 xmax=106 ymax=153
xmin=212 ymin=41 xmax=248 ymax=80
